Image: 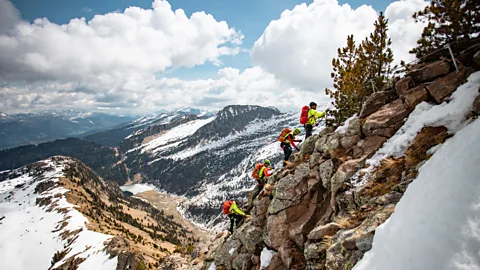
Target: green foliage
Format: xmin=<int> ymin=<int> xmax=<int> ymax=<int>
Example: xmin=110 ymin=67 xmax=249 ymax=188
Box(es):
xmin=410 ymin=0 xmax=480 ymax=58
xmin=325 ymin=12 xmax=394 ymax=125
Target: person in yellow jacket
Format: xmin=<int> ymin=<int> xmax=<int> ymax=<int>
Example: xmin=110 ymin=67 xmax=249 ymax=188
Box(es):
xmin=305 ymin=101 xmax=326 ymax=139
xmin=223 ymin=200 xmax=250 ymax=234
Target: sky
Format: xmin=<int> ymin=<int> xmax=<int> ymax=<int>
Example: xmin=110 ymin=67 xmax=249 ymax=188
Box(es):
xmin=0 ymin=0 xmax=428 ymax=115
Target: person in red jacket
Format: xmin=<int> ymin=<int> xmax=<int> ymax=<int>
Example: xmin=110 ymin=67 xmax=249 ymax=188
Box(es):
xmin=280 ymin=128 xmax=302 ymax=167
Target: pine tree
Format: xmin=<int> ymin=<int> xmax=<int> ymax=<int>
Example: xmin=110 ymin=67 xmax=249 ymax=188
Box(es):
xmin=410 ymin=0 xmax=480 ymax=58
xmin=325 ymin=35 xmax=365 ymax=123
xmin=358 ymin=12 xmax=395 ymax=93
xmin=325 ymin=13 xmax=394 ymax=125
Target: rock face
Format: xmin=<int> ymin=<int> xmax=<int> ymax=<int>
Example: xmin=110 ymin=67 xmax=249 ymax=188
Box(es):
xmin=426 ymin=68 xmax=474 ymax=103
xmin=395 ymin=76 xmax=415 ymax=96
xmin=359 ymin=91 xmax=397 ymax=118
xmin=407 ymin=60 xmax=450 ymax=83
xmin=362 ymin=99 xmax=409 ymax=137
xmin=208 ymin=52 xmax=479 ymax=270
xmin=401 ymin=84 xmax=429 ymax=110
xmin=105 ymin=236 xmax=145 ymax=270
xmin=475 ymin=51 xmax=480 ymax=66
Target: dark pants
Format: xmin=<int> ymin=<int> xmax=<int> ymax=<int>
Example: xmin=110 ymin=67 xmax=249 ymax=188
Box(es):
xmin=305 ymin=124 xmax=313 ymax=139
xmin=246 ymin=180 xmax=264 ymax=213
xmin=228 ymin=214 xmax=244 ymax=234
xmin=281 ymin=142 xmax=292 ymax=162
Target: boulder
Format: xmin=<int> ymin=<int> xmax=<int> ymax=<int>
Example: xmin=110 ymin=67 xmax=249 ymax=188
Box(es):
xmin=319 ymin=133 xmax=341 ymax=153
xmin=407 ymin=60 xmax=450 ymax=83
xmin=361 ymin=136 xmax=387 ymax=158
xmin=318 ymin=159 xmax=334 ymax=190
xmin=369 ymin=127 xmax=396 ymax=138
xmin=269 ymin=165 xmax=310 ymax=214
xmin=252 ymin=196 xmax=271 ymax=228
xmin=304 ymin=242 xmax=329 ymax=260
xmin=307 ymin=222 xmax=342 ymax=240
xmin=427 ymin=67 xmax=475 ymax=103
xmin=458 ymin=42 xmax=480 ymax=67
xmin=340 ymin=135 xmax=361 ymax=150
xmin=395 ymin=76 xmax=415 ymax=96
xmin=309 ymin=153 xmax=323 ymax=168
xmin=236 ymin=223 xmax=263 ymax=254
xmin=214 ymin=239 xmax=242 ymax=269
xmin=232 ymin=254 xmax=253 ymax=270
xmin=362 ymin=99 xmax=409 ymax=137
xmin=265 ymin=203 xmax=308 ymax=250
xmin=345 ymin=117 xmax=362 ymax=136
xmin=278 ymin=240 xmax=306 ymax=270
xmin=401 ymin=84 xmax=429 ymax=110
xmin=300 ymin=134 xmax=319 ymax=155
xmin=359 ymin=91 xmax=397 ymax=118
xmin=331 ymin=158 xmax=366 ymax=193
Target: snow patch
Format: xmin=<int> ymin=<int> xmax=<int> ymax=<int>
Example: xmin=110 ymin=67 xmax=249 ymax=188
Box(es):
xmin=354 ymin=117 xmax=480 ymax=270
xmin=335 ymin=114 xmax=357 ymax=134
xmin=260 ymin=247 xmax=276 ymax=269
xmin=120 ymin=183 xmax=155 ymax=195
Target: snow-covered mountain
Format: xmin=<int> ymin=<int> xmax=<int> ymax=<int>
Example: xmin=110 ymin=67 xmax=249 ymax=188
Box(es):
xmin=119 ymin=105 xmax=324 ymax=228
xmin=0 ymin=110 xmax=135 ymax=150
xmin=0 ymin=156 xmax=196 ymax=270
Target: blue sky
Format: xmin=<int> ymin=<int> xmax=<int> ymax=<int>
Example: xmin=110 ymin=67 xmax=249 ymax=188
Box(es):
xmin=11 ymin=0 xmax=395 ymax=80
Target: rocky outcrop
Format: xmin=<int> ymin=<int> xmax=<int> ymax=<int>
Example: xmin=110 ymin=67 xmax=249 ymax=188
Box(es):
xmin=359 ymin=91 xmax=397 ymax=118
xmin=362 ymin=99 xmax=409 ymax=137
xmin=207 ymin=45 xmax=480 ymax=270
xmin=426 ymin=67 xmax=475 ymax=103
xmin=105 ymin=236 xmax=146 ymax=270
xmin=407 ymin=60 xmax=450 ymax=83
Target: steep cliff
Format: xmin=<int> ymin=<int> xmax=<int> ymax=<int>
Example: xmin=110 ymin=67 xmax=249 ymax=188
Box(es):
xmin=205 ymin=44 xmax=480 ymax=270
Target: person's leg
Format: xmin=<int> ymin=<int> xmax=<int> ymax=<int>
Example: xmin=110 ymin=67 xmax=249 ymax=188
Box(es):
xmin=305 ymin=124 xmax=313 ymax=139
xmin=229 ymin=214 xmax=235 ymax=234
xmin=233 ymin=214 xmax=244 ymax=229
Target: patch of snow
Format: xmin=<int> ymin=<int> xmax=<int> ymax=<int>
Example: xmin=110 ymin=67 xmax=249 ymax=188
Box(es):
xmin=353 ymin=71 xmax=480 ymax=187
xmin=120 ymin=184 xmax=155 ymax=195
xmin=354 ymin=117 xmax=480 ymax=270
xmin=229 ymin=247 xmax=236 ymax=255
xmin=208 ymin=262 xmax=216 ymax=270
xmin=260 ymin=247 xmax=275 ymax=269
xmin=0 ymin=158 xmax=117 ymax=270
xmin=335 ymin=114 xmax=357 ymax=134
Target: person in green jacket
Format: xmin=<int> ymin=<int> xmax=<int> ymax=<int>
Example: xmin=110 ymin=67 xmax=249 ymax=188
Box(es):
xmin=223 ymin=200 xmax=249 ymax=234
xmin=305 ymin=102 xmax=326 ymax=139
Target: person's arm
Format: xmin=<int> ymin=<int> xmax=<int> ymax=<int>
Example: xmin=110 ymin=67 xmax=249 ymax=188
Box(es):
xmin=314 ymin=110 xmax=326 ymax=118
xmin=264 ymin=167 xmax=273 ymax=177
xmin=230 ymin=202 xmax=246 ymax=216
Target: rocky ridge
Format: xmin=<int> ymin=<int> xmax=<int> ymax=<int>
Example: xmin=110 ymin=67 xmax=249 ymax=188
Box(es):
xmin=202 ymin=43 xmax=480 ymax=270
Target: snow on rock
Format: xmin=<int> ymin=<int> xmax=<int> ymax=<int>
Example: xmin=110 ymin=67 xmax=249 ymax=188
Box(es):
xmin=135 ymin=117 xmax=215 ymax=155
xmin=260 ymin=247 xmax=275 ymax=269
xmin=335 ymin=114 xmax=358 ymax=134
xmin=120 ymin=183 xmax=155 ymax=195
xmin=352 ymin=71 xmax=480 ymax=187
xmin=354 ymin=117 xmax=480 ymax=270
xmin=0 ymin=158 xmax=117 ymax=270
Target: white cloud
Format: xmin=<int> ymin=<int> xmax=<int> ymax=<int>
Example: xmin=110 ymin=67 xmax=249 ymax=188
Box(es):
xmin=0 ymin=0 xmax=428 ymax=115
xmin=251 ymin=0 xmax=428 ymax=91
xmin=0 ymin=0 xmax=242 ymax=83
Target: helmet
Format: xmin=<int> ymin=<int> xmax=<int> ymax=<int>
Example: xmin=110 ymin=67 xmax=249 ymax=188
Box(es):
xmin=294 ymin=128 xmax=301 ymax=134
xmin=264 ymin=159 xmax=271 ymax=166
xmin=309 ymin=102 xmax=317 ymax=107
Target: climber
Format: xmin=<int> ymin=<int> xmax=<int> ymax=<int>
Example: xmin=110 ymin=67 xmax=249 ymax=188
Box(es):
xmin=301 ymin=102 xmax=326 ymax=139
xmin=245 ymin=159 xmax=273 ymax=212
xmin=279 ymin=128 xmax=302 ymax=167
xmin=223 ymin=200 xmax=249 ymax=235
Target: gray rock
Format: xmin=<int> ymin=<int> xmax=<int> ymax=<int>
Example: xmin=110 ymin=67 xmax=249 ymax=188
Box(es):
xmin=395 ymin=76 xmax=415 ymax=96
xmin=359 ymin=91 xmax=397 ymax=118
xmin=363 ymin=99 xmax=409 ymax=137
xmin=308 ymin=222 xmax=342 ymax=240
xmin=304 ymin=242 xmax=328 ymax=260
xmin=340 ymin=135 xmax=361 ymax=150
xmin=300 ymin=134 xmax=319 ymax=155
xmin=318 ymin=159 xmax=334 ymax=190
xmin=232 ymin=253 xmax=253 ymax=270
xmin=407 ymin=60 xmax=451 ymax=83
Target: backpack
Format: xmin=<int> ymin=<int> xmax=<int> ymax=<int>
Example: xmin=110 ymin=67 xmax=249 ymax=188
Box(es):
xmin=223 ymin=201 xmax=233 ymax=214
xmin=300 ymin=106 xmax=310 ymax=124
xmin=251 ymin=163 xmax=264 ymax=180
xmin=278 ymin=128 xmax=292 ymax=143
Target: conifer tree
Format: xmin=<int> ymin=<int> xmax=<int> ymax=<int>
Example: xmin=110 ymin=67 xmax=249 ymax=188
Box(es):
xmin=410 ymin=0 xmax=480 ymax=58
xmin=325 ymin=13 xmax=394 ymax=124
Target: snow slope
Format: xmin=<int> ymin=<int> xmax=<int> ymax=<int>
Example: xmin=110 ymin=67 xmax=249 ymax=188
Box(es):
xmin=354 ymin=73 xmax=480 ymax=270
xmin=0 ymin=158 xmax=117 ymax=270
